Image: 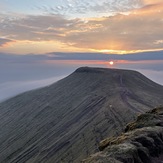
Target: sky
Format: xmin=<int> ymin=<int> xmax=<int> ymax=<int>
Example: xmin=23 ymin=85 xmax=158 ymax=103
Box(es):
xmin=0 ymin=0 xmax=163 ymax=53
xmin=0 ymin=0 xmax=163 ymax=101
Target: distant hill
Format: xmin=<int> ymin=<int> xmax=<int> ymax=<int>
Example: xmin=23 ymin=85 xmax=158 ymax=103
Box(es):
xmin=0 ymin=67 xmax=163 ymax=163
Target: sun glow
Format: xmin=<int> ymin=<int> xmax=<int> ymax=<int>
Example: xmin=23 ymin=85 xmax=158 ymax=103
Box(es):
xmin=109 ymin=61 xmax=114 ymax=65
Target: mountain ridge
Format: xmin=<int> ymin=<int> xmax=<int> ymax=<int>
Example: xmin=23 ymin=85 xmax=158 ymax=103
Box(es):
xmin=0 ymin=67 xmax=163 ymax=163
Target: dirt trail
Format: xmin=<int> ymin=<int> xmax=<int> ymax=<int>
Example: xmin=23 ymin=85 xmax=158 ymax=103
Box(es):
xmin=119 ymin=74 xmax=144 ymax=113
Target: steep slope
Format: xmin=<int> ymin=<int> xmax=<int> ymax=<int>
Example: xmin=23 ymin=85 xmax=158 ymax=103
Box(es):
xmin=0 ymin=67 xmax=163 ymax=163
xmin=83 ymin=107 xmax=163 ymax=163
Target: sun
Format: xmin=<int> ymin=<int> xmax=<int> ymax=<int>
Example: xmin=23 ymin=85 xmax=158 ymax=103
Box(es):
xmin=109 ymin=61 xmax=114 ymax=65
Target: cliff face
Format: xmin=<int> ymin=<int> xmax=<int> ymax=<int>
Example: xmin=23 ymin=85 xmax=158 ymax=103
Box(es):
xmin=0 ymin=67 xmax=163 ymax=163
xmin=83 ymin=106 xmax=163 ymax=163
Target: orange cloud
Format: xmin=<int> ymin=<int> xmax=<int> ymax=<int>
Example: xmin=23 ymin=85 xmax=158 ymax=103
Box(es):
xmin=0 ymin=38 xmax=16 ymax=47
xmin=43 ymin=60 xmax=107 ymax=66
xmin=0 ymin=40 xmax=90 ymax=54
xmin=115 ymin=60 xmax=163 ymax=64
xmin=1 ymin=2 xmax=163 ymax=53
xmin=143 ymin=0 xmax=163 ymax=5
xmin=63 ymin=3 xmax=163 ymax=52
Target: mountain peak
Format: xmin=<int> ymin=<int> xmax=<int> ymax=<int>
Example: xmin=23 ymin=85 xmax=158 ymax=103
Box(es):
xmin=74 ymin=67 xmax=144 ymax=80
xmin=75 ymin=67 xmax=136 ymax=74
xmin=75 ymin=67 xmax=113 ymax=73
xmin=0 ymin=67 xmax=163 ymax=163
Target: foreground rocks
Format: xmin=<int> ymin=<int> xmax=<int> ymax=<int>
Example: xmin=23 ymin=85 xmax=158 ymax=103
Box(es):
xmin=83 ymin=106 xmax=163 ymax=163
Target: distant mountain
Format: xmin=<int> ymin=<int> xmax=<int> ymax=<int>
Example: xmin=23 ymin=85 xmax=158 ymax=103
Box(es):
xmin=0 ymin=67 xmax=163 ymax=163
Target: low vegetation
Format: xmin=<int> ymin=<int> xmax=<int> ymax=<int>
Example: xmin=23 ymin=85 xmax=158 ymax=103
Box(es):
xmin=83 ymin=107 xmax=163 ymax=163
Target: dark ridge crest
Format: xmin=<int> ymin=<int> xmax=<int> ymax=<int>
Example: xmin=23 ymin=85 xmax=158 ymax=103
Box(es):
xmin=75 ymin=67 xmax=107 ymax=73
xmin=74 ymin=67 xmax=134 ymax=74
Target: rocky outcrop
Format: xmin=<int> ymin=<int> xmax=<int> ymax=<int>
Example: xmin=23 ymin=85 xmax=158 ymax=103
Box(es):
xmin=83 ymin=107 xmax=163 ymax=163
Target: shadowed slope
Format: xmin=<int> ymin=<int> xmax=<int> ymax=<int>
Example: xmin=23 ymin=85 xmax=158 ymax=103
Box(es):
xmin=0 ymin=67 xmax=163 ymax=163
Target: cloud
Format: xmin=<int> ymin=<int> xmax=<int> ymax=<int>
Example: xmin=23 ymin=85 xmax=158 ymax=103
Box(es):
xmin=0 ymin=2 xmax=163 ymax=53
xmin=1 ymin=51 xmax=162 ymax=79
xmin=62 ymin=4 xmax=163 ymax=51
xmin=143 ymin=0 xmax=163 ymax=5
xmin=47 ymin=51 xmax=163 ymax=61
xmin=36 ymin=0 xmax=143 ymax=17
xmin=137 ymin=69 xmax=163 ymax=86
xmin=0 ymin=38 xmax=14 ymax=47
xmin=91 ymin=0 xmax=143 ymax=13
xmin=0 ymin=76 xmax=65 ymax=102
xmin=1 ymin=50 xmax=163 ymax=62
xmin=0 ymin=14 xmax=87 ymax=45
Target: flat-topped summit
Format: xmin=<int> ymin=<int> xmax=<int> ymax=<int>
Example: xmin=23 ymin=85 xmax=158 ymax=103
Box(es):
xmin=74 ymin=67 xmax=162 ymax=87
xmin=0 ymin=67 xmax=163 ymax=163
xmin=75 ymin=67 xmax=137 ymax=74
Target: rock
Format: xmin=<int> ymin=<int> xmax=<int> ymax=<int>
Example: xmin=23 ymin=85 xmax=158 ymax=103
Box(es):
xmin=125 ymin=106 xmax=163 ymax=132
xmin=83 ymin=107 xmax=163 ymax=163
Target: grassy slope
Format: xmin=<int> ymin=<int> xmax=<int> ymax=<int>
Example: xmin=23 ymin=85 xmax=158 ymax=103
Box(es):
xmin=0 ymin=67 xmax=163 ymax=163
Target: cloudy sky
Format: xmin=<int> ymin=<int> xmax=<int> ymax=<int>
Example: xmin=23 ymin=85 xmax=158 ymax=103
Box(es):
xmin=0 ymin=0 xmax=163 ymax=101
xmin=1 ymin=0 xmax=163 ymax=53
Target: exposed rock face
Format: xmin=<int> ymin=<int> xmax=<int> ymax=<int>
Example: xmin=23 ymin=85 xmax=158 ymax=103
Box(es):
xmin=0 ymin=67 xmax=163 ymax=163
xmin=125 ymin=106 xmax=163 ymax=132
xmin=83 ymin=107 xmax=163 ymax=163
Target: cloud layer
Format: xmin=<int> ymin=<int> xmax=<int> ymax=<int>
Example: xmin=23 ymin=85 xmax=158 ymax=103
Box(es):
xmin=37 ymin=0 xmax=143 ymax=17
xmin=0 ymin=0 xmax=163 ymax=53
